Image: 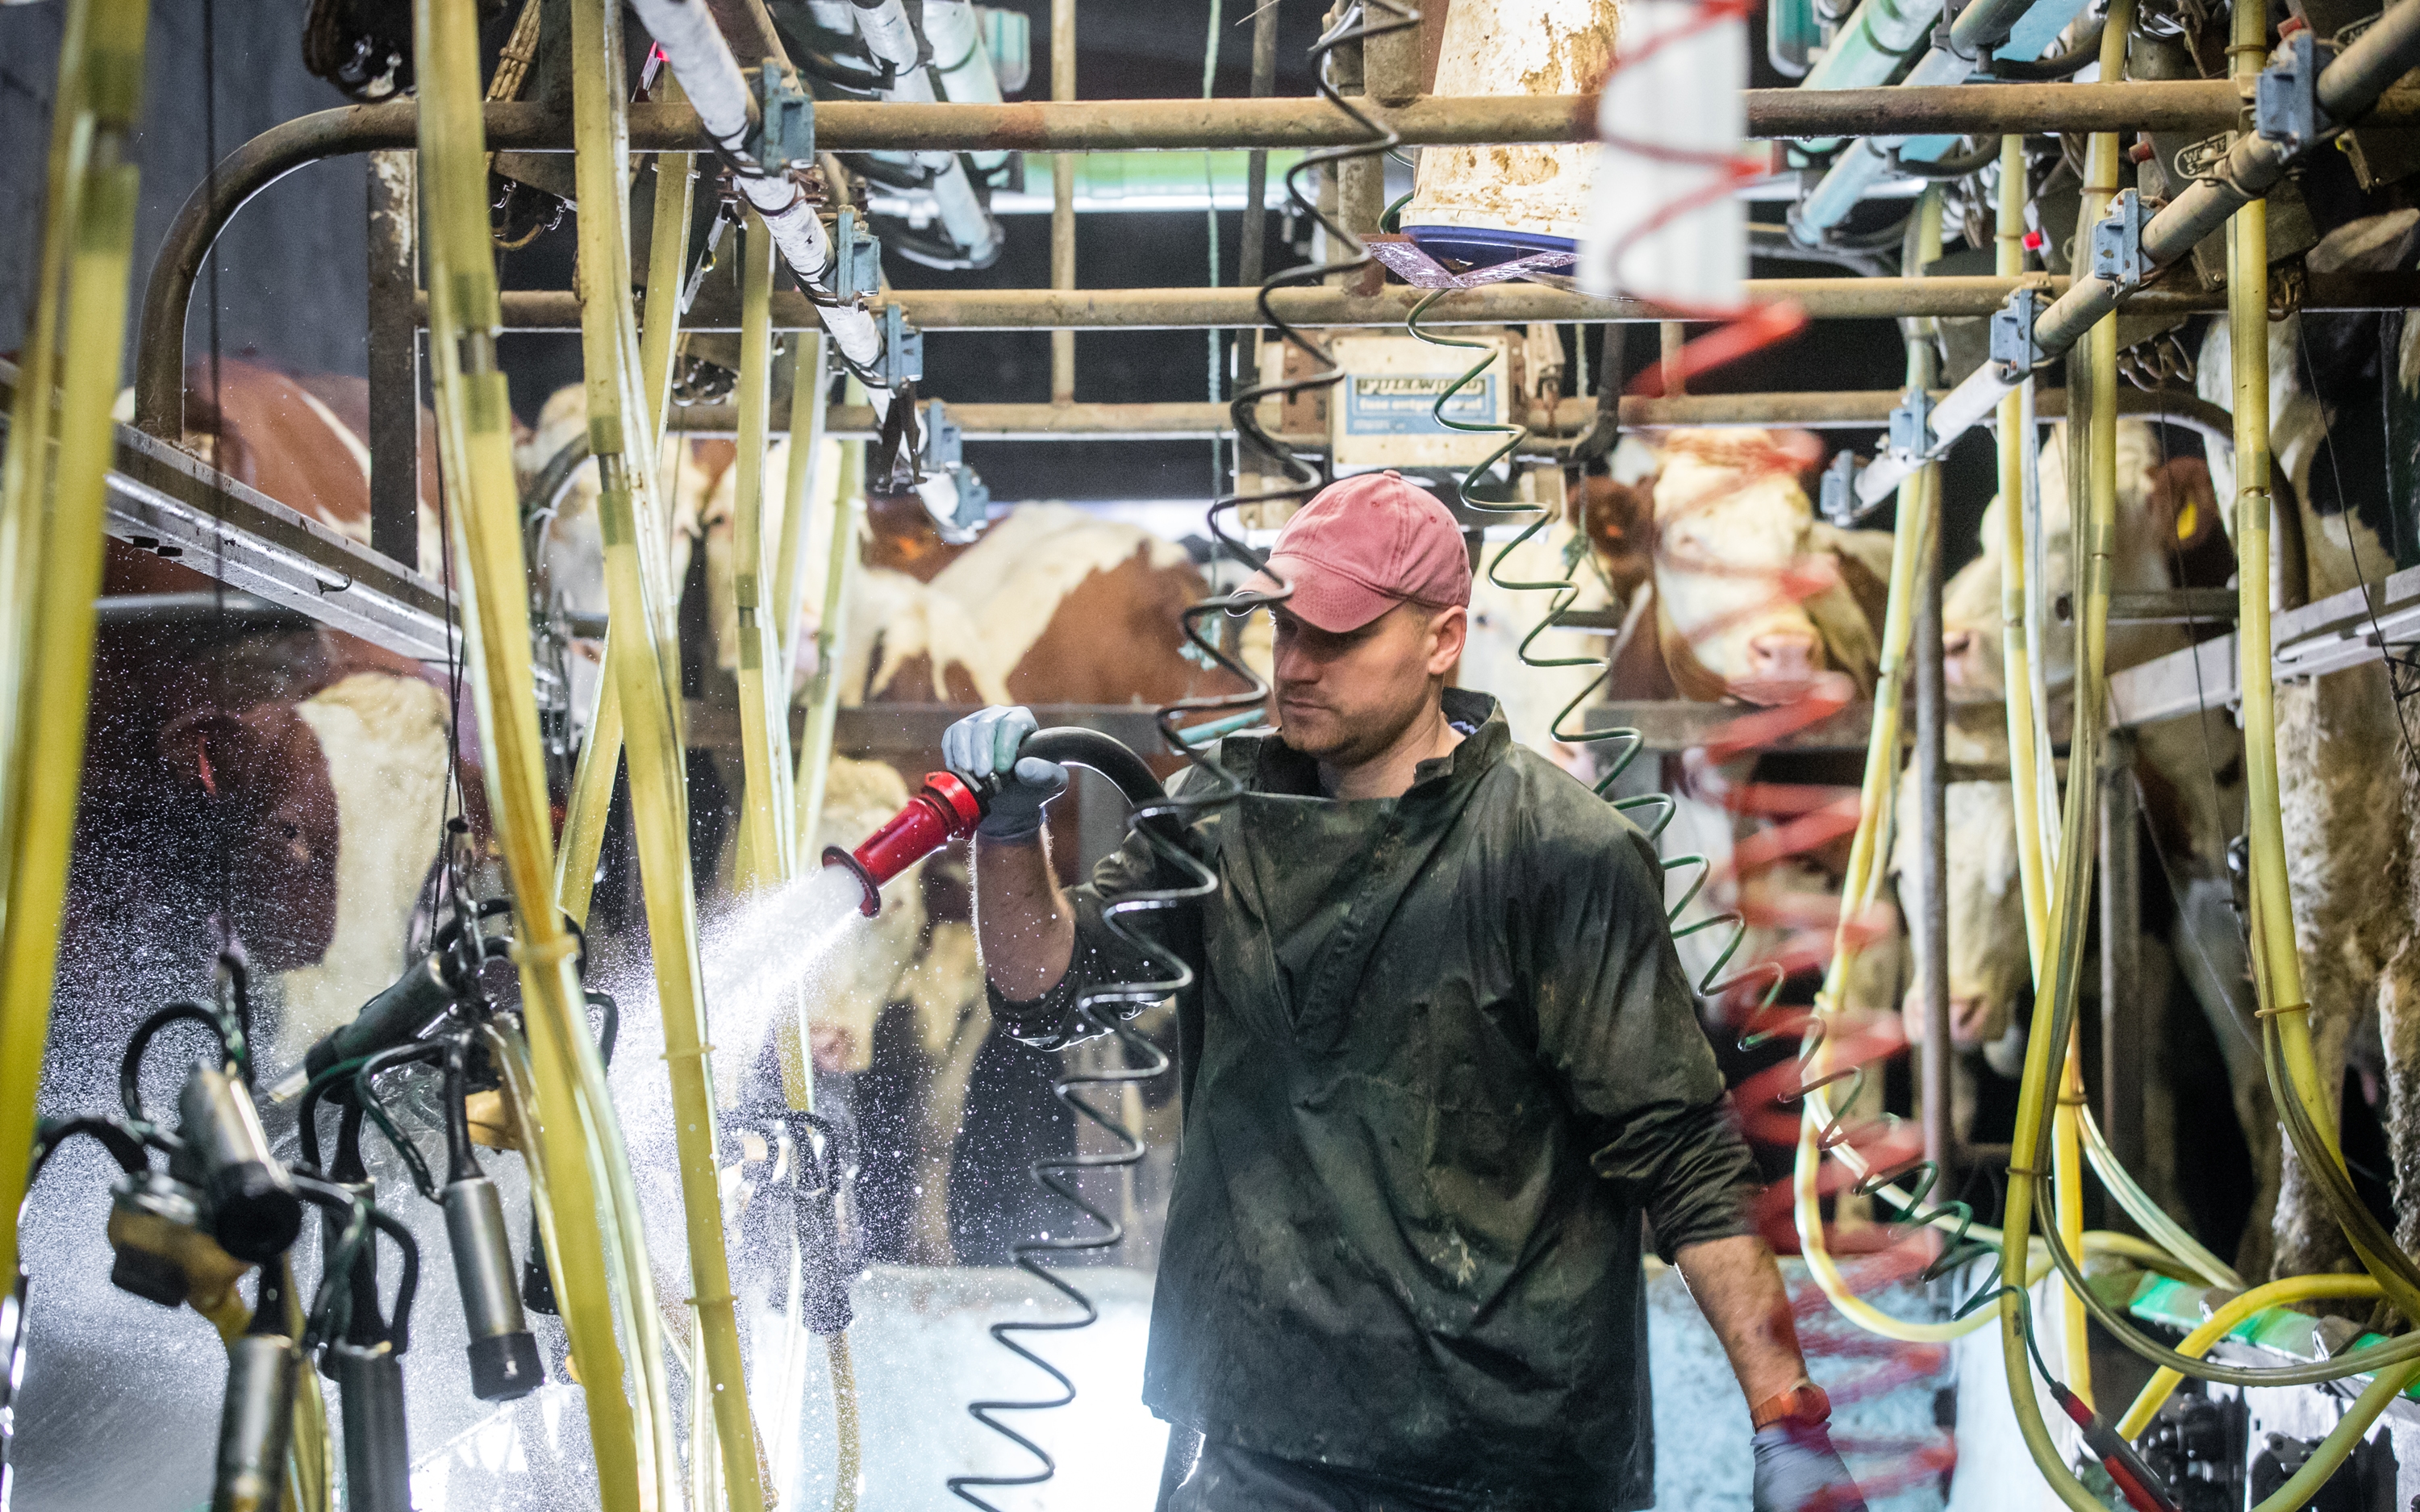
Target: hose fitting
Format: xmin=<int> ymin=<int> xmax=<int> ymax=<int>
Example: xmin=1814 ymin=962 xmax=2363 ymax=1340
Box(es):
xmin=177 ymin=1062 xmax=301 ymax=1262
xmin=443 ymin=1174 xmax=543 ymax=1400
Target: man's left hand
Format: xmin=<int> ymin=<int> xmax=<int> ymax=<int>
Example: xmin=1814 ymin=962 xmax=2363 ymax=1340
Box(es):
xmin=1750 ymin=1422 xmax=1867 ymax=1512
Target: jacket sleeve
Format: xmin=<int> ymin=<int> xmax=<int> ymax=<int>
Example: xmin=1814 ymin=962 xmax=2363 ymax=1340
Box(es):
xmin=1525 ymin=810 xmax=1759 ymax=1263
xmin=987 ymin=768 xmax=1209 ymax=1052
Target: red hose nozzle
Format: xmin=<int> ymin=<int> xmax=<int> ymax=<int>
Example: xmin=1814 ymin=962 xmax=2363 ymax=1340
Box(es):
xmin=823 ymin=771 xmax=987 ymax=916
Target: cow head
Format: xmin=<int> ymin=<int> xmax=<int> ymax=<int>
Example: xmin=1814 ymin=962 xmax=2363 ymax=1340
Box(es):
xmin=157 ymin=702 xmax=340 ymax=971
xmin=1648 ymin=429 xmax=1832 ymax=702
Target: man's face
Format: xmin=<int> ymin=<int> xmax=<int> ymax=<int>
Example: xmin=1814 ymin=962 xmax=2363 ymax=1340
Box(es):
xmin=1270 ymin=599 xmax=1467 ymax=765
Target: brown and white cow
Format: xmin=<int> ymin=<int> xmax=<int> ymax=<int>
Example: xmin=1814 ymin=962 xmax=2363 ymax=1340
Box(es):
xmin=2193 ymin=210 xmax=2420 ymax=1274
xmin=1579 ymin=429 xmax=1896 ymax=707
xmin=81 ymin=363 xmax=473 ymax=1073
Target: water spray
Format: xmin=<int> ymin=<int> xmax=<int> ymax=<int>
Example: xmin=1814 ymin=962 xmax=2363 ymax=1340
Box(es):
xmin=822 ymin=727 xmax=1168 ymax=916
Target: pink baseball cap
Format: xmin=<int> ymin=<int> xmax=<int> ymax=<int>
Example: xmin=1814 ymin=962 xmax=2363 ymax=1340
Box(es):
xmin=1242 ymin=471 xmax=1471 ymax=632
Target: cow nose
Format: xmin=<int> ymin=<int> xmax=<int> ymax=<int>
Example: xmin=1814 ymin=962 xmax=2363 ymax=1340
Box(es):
xmin=1744 ymin=629 xmax=1818 ymax=681
xmin=1948 ymin=994 xmax=1995 ymax=1046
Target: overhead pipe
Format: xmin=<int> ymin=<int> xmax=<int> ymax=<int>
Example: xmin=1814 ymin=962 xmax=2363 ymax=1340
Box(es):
xmin=465 ymin=271 xmax=2420 ymax=334
xmin=1791 ymin=0 xmax=2085 ymax=242
xmin=661 ymin=385 xmax=2238 ymax=442
xmin=1855 ymin=0 xmax=2420 ymax=509
xmin=131 ymin=77 xmax=2420 ymax=433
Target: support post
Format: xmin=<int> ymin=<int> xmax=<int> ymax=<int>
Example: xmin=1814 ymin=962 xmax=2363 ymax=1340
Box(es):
xmin=1916 ymin=494 xmax=1952 ymax=1179
xmin=1659 ymin=320 xmax=1688 ymax=397
xmin=366 ymin=148 xmax=419 ymax=567
xmin=2098 ymin=727 xmax=2144 ymax=1195
xmin=1235 ymin=0 xmax=1280 ymax=395
xmin=1049 ymin=0 xmax=1076 ymax=405
xmin=1331 ymin=4 xmax=1384 ymax=238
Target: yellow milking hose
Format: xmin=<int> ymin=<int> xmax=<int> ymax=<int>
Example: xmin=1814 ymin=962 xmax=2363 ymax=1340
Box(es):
xmin=0 ymin=0 xmax=144 ymax=1309
xmin=558 ymin=79 xmax=695 ymax=927
xmin=564 ymin=0 xmax=770 ymax=1503
xmin=794 ymin=409 xmax=864 ymax=856
xmin=419 ymin=0 xmax=682 ymax=1501
xmin=732 ymin=207 xmax=795 ymax=891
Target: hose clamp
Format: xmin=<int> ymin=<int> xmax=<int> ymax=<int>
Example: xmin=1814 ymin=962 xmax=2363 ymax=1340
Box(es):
xmin=2254 ymin=29 xmax=2332 ymax=156
xmin=2088 ymin=188 xmax=2154 ymax=293
xmin=1887 ymin=386 xmax=1934 ymax=469
xmin=1817 ymin=449 xmax=1875 ymax=528
xmin=919 ymin=400 xmax=991 ymax=532
xmin=1989 ymin=284 xmax=2050 ymax=380
xmin=879 ymin=303 xmax=924 ymax=389
xmin=745 ymin=62 xmax=816 ymax=173
xmin=829 ymin=209 xmax=882 ymax=302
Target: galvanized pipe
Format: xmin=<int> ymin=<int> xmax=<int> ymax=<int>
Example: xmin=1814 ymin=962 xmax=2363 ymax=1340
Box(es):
xmin=658 ymin=385 xmax=2231 ymax=444
xmin=467 ymin=271 xmax=2420 ymax=333
xmin=1917 ymin=485 xmax=1953 ymax=1183
xmin=1049 ymin=0 xmax=1075 ymax=405
xmin=1856 ymin=0 xmax=2420 ymax=508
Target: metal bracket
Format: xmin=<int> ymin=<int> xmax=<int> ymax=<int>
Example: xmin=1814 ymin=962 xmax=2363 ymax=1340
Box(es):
xmin=2255 ymin=29 xmax=2331 ymax=156
xmin=920 ymin=402 xmax=991 ymax=535
xmin=829 ymin=209 xmax=882 ymax=302
xmin=1989 ymin=284 xmax=2049 ymax=379
xmin=1818 ymin=449 xmax=1869 ymax=527
xmin=1888 ymin=387 xmax=1934 ymax=468
xmin=879 ymin=303 xmax=924 ymax=389
xmin=2088 ymin=188 xmax=2154 ymax=291
xmin=746 ymin=62 xmax=816 ymax=172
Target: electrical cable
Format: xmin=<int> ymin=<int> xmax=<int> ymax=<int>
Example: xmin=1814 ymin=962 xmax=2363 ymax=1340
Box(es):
xmin=943 ymin=3 xmax=1415 ymax=1505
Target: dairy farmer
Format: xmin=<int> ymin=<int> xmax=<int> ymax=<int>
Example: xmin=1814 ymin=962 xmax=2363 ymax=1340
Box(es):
xmin=946 ymin=471 xmax=1864 ymax=1512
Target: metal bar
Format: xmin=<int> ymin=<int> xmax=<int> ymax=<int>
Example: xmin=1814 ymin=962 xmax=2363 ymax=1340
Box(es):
xmin=1233 ymin=0 xmax=1280 ymax=435
xmin=2054 ymin=586 xmax=2240 ymax=624
xmin=465 ymin=272 xmax=2420 ymax=334
xmin=1049 ymin=0 xmax=1075 ymax=406
xmin=0 ymin=372 xmax=462 ymax=668
xmin=128 ymin=83 xmax=2420 ymax=431
xmin=1857 ymin=4 xmax=2420 ymax=507
xmin=662 ymin=384 xmax=2234 ymax=444
xmin=1917 ymin=497 xmax=1954 ymax=1181
xmin=2099 ymin=728 xmax=2144 ymax=1190
xmin=365 ymin=148 xmax=419 ymax=566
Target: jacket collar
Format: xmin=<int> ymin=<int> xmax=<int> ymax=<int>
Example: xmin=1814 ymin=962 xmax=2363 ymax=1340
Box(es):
xmin=1223 ymin=688 xmax=1509 ymax=798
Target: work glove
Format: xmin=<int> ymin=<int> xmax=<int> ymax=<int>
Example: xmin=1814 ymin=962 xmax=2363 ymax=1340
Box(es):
xmin=942 ymin=706 xmax=1068 ymax=842
xmin=1750 ymin=1422 xmax=1868 ymax=1512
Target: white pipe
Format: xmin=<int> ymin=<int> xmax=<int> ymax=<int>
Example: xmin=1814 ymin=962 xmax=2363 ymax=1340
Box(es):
xmin=628 ymin=0 xmax=896 ymax=412
xmin=923 ymin=0 xmax=1011 ymax=172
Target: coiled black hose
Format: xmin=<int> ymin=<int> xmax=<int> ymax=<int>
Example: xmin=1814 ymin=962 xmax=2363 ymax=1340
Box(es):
xmin=944 ymin=5 xmax=1417 ymax=1506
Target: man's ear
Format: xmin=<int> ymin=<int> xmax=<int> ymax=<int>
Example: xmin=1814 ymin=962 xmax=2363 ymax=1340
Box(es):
xmin=1429 ymin=604 xmax=1469 ymax=677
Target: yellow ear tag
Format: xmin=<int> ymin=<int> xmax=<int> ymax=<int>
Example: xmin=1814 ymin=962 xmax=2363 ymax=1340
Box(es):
xmin=2177 ymin=499 xmax=2198 ymax=541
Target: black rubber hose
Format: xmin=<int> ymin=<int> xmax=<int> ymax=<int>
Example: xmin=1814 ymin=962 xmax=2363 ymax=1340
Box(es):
xmin=120 ymin=1002 xmax=232 ymax=1127
xmin=1893 ymin=137 xmax=2002 ymax=180
xmin=1020 ymin=727 xmax=1169 ymax=811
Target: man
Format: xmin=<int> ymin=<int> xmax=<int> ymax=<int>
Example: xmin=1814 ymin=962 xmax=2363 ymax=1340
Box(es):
xmin=945 ymin=471 xmax=1864 ymax=1512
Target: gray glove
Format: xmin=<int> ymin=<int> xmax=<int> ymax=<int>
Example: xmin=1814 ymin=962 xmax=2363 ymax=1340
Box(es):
xmin=941 ymin=706 xmax=1068 ymax=842
xmin=1751 ymin=1422 xmax=1867 ymax=1512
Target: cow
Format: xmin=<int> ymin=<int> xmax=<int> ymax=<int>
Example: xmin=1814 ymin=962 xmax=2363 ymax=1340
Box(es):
xmin=2193 ymin=208 xmax=2420 ymax=1277
xmin=71 ymin=364 xmax=475 ymax=1081
xmin=1577 ymin=428 xmax=1896 ymax=706
xmin=1898 ymin=417 xmax=2251 ymax=1256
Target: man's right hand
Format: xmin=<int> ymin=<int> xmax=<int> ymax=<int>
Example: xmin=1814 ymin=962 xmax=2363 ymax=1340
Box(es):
xmin=942 ymin=706 xmax=1069 ymax=842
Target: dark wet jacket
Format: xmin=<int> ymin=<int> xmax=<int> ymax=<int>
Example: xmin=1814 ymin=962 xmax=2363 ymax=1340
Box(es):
xmin=990 ymin=689 xmax=1756 ymax=1511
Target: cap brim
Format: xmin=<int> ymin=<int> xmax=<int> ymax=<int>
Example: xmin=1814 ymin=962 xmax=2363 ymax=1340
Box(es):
xmin=1232 ymin=555 xmax=1398 ymax=633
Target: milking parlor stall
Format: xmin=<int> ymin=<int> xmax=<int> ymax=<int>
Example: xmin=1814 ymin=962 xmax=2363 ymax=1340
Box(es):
xmin=21 ymin=0 xmax=2420 ymax=1504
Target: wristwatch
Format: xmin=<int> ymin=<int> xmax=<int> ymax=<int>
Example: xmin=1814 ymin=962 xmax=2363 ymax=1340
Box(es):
xmin=1749 ymin=1379 xmax=1832 ymax=1431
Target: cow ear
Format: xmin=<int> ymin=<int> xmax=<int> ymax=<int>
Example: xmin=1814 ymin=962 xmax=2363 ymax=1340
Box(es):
xmin=1773 ymin=430 xmax=1827 ymax=477
xmin=1571 ymin=476 xmax=1649 ymax=550
xmin=158 ymin=707 xmax=243 ymax=797
xmin=2148 ymin=456 xmax=2221 ymax=551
